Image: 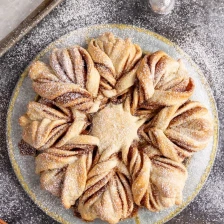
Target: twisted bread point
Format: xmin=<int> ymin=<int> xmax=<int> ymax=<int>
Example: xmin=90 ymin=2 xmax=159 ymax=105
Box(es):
xmin=50 ymin=46 xmax=100 ymax=97
xmin=19 ymin=101 xmax=99 ymax=150
xmin=125 ymin=145 xmax=187 ymax=212
xmin=78 ymin=154 xmax=134 ymax=224
xmin=88 ymin=32 xmax=142 ymax=98
xmin=140 ymin=101 xmax=213 ymax=162
xmin=29 ymin=46 xmax=100 ymax=112
xmin=36 ymin=148 xmax=93 ymax=209
xmin=135 ymin=51 xmax=195 ymax=112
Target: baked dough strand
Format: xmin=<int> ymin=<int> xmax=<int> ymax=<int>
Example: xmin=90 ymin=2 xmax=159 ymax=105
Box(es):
xmin=29 ymin=46 xmax=100 ymax=112
xmin=88 ymin=32 xmax=142 ymax=98
xmin=140 ymin=101 xmax=213 ymax=162
xmin=124 ymin=145 xmax=188 ymax=212
xmin=135 ymin=51 xmax=195 ymax=113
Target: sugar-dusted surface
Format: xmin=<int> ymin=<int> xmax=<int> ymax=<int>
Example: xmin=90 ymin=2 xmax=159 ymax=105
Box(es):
xmin=0 ymin=1 xmax=224 ymax=224
xmin=3 ymin=25 xmax=219 ymax=224
xmin=91 ymin=103 xmax=141 ymax=154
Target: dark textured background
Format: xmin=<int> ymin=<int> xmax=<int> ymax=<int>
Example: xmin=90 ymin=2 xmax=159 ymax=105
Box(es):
xmin=0 ymin=0 xmax=223 ymax=223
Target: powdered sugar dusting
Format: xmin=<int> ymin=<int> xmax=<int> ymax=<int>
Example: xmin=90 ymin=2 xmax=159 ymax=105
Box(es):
xmin=0 ymin=0 xmax=223 ymax=223
xmin=91 ymin=103 xmax=140 ymax=154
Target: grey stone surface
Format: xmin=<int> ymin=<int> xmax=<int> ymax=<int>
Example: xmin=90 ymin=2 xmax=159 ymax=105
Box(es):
xmin=0 ymin=0 xmax=223 ymax=223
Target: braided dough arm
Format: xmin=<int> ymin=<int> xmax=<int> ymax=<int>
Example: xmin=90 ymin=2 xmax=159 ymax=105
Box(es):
xmin=142 ymin=101 xmax=213 ymax=162
xmin=36 ymin=148 xmax=93 ymax=209
xmin=124 ymin=145 xmax=187 ymax=212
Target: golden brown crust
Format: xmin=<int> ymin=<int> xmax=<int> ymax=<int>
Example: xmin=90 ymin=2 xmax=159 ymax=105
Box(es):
xmin=88 ymin=32 xmax=142 ymax=99
xmin=29 ymin=46 xmax=100 ymax=112
xmin=78 ymin=155 xmax=134 ymax=224
xmin=125 ymin=145 xmax=188 ymax=212
xmin=19 ymin=101 xmax=99 ymax=150
xmin=140 ymin=101 xmax=213 ymax=162
xmin=134 ymin=51 xmax=195 ymax=114
xmin=36 ymin=148 xmax=93 ymax=209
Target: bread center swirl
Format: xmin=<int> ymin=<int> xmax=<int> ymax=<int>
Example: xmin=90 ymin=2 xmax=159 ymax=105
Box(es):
xmin=91 ymin=103 xmax=141 ymax=156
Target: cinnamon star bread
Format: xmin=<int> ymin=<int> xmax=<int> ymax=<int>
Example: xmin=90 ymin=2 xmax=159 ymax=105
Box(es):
xmin=18 ymin=32 xmax=213 ymax=224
